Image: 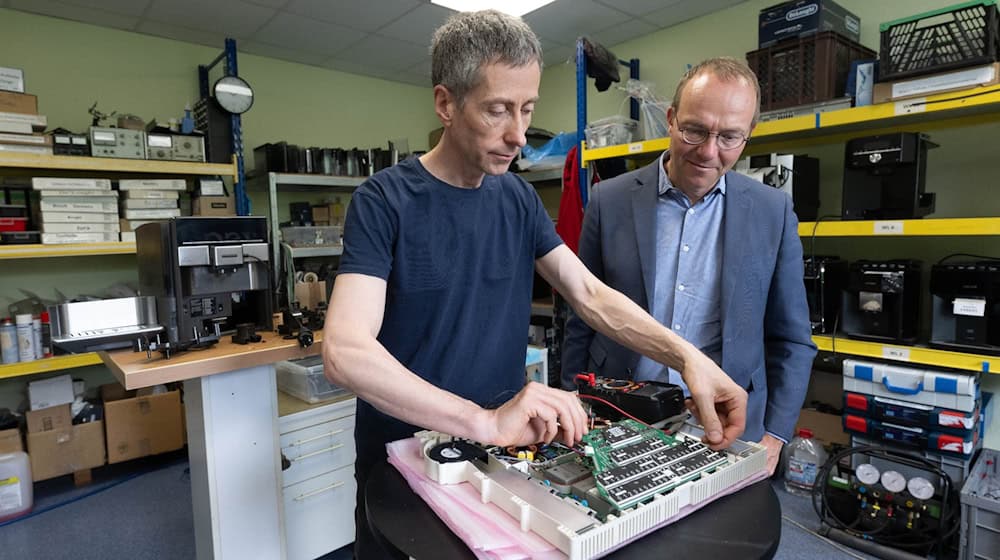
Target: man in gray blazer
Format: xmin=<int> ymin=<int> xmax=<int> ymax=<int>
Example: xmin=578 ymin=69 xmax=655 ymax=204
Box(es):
xmin=562 ymin=57 xmax=816 ymax=474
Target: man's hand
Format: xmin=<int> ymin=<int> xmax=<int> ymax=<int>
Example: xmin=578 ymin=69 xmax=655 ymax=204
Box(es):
xmin=482 ymin=382 xmax=589 ymax=447
xmin=760 ymin=434 xmax=784 ymax=476
xmin=680 ymin=351 xmax=748 ymax=450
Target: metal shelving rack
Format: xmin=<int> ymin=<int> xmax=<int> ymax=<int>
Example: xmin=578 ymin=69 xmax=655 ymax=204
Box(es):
xmin=198 ymin=37 xmax=249 ymax=215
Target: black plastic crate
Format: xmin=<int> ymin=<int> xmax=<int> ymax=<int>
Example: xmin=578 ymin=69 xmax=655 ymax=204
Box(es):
xmin=879 ymin=0 xmax=1000 ymax=82
xmin=747 ymin=31 xmax=876 ymax=112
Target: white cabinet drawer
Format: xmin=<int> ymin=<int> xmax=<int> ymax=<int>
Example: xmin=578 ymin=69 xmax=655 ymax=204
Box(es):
xmin=280 ymin=414 xmax=356 ymax=487
xmin=283 ymin=465 xmax=356 ymax=560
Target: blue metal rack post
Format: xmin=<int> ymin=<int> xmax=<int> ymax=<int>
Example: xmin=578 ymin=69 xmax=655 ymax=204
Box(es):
xmin=199 ymin=38 xmax=249 ymax=216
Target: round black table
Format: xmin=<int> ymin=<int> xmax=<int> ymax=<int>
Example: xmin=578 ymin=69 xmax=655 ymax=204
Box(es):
xmin=366 ymin=460 xmax=781 ymax=559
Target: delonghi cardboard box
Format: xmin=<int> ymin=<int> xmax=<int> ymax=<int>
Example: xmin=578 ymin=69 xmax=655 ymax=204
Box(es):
xmin=758 ymin=0 xmax=860 ymax=47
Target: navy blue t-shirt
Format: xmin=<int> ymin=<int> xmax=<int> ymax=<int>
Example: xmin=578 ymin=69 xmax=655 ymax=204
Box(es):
xmin=338 ymin=157 xmax=563 ymax=463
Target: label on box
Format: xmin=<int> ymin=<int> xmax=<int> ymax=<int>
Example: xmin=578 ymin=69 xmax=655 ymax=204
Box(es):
xmin=873 ymin=221 xmax=904 ymax=235
xmin=0 ymin=67 xmax=24 ymax=93
xmin=882 ymin=346 xmax=910 ymax=361
xmin=954 ymin=298 xmax=987 ymax=317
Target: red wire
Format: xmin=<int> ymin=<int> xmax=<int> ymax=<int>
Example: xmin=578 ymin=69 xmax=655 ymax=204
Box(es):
xmin=577 ymin=393 xmax=654 ymax=429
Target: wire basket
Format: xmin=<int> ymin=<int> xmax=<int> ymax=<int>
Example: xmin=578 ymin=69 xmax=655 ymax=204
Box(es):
xmin=879 ymin=1 xmax=1000 ymax=82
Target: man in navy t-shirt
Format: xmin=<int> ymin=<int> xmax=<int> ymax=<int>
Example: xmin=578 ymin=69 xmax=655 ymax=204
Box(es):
xmin=322 ymin=10 xmax=749 ymax=558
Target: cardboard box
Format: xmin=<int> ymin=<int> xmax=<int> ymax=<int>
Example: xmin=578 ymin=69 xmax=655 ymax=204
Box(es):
xmin=103 ymin=388 xmax=184 ymax=464
xmin=874 ymin=62 xmax=1000 ymax=105
xmin=796 ymin=408 xmax=849 ymax=449
xmin=27 ymin=420 xmax=105 ymax=481
xmin=28 ymin=374 xmax=75 ymax=411
xmin=0 ymin=428 xmax=22 ymax=453
xmin=192 ymin=195 xmax=235 ymax=216
xmin=26 ymin=404 xmax=72 ymax=434
xmin=758 ymin=0 xmax=860 ymax=48
xmin=0 ymin=91 xmax=37 ymax=115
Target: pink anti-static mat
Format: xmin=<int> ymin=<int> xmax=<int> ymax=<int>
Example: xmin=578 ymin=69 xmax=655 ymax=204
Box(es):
xmin=386 ymin=437 xmax=768 ymax=560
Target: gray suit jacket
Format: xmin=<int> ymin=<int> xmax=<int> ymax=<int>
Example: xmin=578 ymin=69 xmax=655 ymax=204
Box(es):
xmin=561 ymin=158 xmax=817 ymax=442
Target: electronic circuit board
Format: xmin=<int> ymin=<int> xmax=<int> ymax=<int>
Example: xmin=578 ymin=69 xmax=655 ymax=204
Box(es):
xmin=418 ymin=420 xmax=768 ymax=559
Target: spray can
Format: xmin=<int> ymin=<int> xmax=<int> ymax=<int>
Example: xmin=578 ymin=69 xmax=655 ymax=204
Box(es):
xmin=0 ymin=319 xmax=16 ymax=364
xmin=15 ymin=314 xmax=35 ymax=363
xmin=40 ymin=311 xmax=52 ymax=358
xmin=32 ymin=316 xmax=41 ymax=360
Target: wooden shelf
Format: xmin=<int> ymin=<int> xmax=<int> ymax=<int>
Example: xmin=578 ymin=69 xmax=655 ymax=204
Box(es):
xmin=0 ymin=152 xmax=237 ymax=177
xmin=582 ymin=84 xmax=1000 ymax=163
xmin=798 ymin=217 xmax=1000 ymax=237
xmin=0 ymin=241 xmax=135 ymax=259
xmin=813 ymin=335 xmax=998 ymax=373
xmin=0 ymin=353 xmax=105 ymax=380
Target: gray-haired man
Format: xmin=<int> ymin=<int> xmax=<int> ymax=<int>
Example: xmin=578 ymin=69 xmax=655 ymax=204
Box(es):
xmin=323 ymin=10 xmax=748 ymax=557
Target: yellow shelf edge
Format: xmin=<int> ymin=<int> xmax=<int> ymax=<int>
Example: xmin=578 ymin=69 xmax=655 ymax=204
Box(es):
xmin=0 ymin=242 xmax=136 ymax=259
xmin=798 ymin=217 xmax=1000 ymax=237
xmin=0 ymin=152 xmax=236 ymax=177
xmin=581 ymin=138 xmax=670 ymax=163
xmin=0 ymin=353 xmax=104 ymax=380
xmin=813 ymin=336 xmax=998 ymax=373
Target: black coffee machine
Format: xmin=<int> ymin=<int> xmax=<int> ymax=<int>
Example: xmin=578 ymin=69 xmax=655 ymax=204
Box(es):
xmin=930 ymin=261 xmax=1000 ymax=355
xmin=841 ymin=132 xmax=937 ymax=220
xmin=136 ymin=217 xmax=273 ymax=355
xmin=842 ymin=259 xmax=922 ymax=343
xmin=804 ymin=255 xmax=848 ymax=334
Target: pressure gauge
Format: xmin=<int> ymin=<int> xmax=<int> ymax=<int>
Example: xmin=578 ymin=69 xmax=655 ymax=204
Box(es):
xmin=907 ymin=476 xmax=935 ymax=500
xmin=881 ymin=470 xmax=907 ymax=493
xmin=213 ymin=75 xmax=254 ymax=114
xmin=856 ymin=463 xmax=880 ymax=485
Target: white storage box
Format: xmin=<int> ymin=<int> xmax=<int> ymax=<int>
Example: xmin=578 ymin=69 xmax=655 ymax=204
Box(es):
xmin=276 ymin=356 xmax=349 ymax=404
xmin=842 ymin=359 xmax=978 ymax=412
xmin=960 ymin=448 xmax=1000 ymax=560
xmin=585 ymin=116 xmax=638 ymax=148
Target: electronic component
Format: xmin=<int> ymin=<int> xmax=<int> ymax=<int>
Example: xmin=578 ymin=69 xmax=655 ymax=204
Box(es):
xmin=842 ymin=259 xmax=922 ymax=343
xmin=733 ymin=152 xmax=819 ymax=221
xmin=929 ymin=261 xmax=1000 ymax=355
xmin=50 ymin=129 xmax=89 ymax=156
xmin=147 ymin=133 xmax=206 ymax=162
xmin=89 ymin=126 xmax=146 ymax=159
xmin=841 ymin=132 xmax=937 ymax=220
xmin=574 ymin=373 xmax=685 ymax=425
xmin=803 ymin=256 xmax=848 ymax=334
xmin=416 ymin=419 xmax=768 ymax=560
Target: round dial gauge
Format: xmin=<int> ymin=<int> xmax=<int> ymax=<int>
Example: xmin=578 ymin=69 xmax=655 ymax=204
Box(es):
xmin=856 ymin=463 xmax=880 ymax=485
xmin=213 ymin=75 xmax=254 ymax=114
xmin=907 ymin=476 xmax=935 ymax=500
xmin=881 ymin=470 xmax=906 ymax=493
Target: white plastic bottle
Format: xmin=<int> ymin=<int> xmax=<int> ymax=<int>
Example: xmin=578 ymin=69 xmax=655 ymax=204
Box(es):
xmin=0 ymin=450 xmax=33 ymax=522
xmin=14 ymin=314 xmax=35 ymax=363
xmin=784 ymin=428 xmax=828 ymax=496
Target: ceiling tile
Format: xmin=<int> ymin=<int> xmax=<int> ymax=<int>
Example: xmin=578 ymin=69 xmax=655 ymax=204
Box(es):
xmin=145 ymin=0 xmax=276 ymax=38
xmin=376 ymin=3 xmax=452 ymax=47
xmin=240 ymin=40 xmax=332 ymax=67
xmin=135 ymin=20 xmax=229 ymax=49
xmin=244 ymin=0 xmax=288 ymax=7
xmin=642 ymin=0 xmax=741 ymax=28
xmin=60 ymin=0 xmax=151 ymax=16
xmin=253 ymin=12 xmax=368 ymax=56
xmin=395 ymin=72 xmax=431 ymax=87
xmin=285 ymin=0 xmax=420 ymax=33
xmin=323 ymin=59 xmax=401 ymax=82
xmin=8 ymin=0 xmax=138 ymax=30
xmin=524 ymin=0 xmax=631 ymax=46
xmin=335 ymin=34 xmax=428 ymax=71
xmin=543 ymin=44 xmax=575 ymax=67
xmin=588 ymin=18 xmax=657 ymax=48
xmin=593 ymin=0 xmax=683 ymax=17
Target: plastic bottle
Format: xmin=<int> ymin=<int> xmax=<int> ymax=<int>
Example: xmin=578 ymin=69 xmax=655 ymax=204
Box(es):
xmin=784 ymin=428 xmax=828 ymax=496
xmin=14 ymin=314 xmax=35 ymax=363
xmin=0 ymin=450 xmax=33 ymax=522
xmin=0 ymin=318 xmax=17 ymax=364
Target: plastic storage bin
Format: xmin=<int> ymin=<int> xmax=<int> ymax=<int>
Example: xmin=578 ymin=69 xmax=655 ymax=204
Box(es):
xmin=960 ymin=448 xmax=1000 ymax=560
xmin=276 ymin=355 xmax=349 ymax=404
xmin=879 ymin=1 xmax=999 ymax=82
xmin=280 ymin=226 xmax=342 ymax=247
xmin=585 ymin=116 xmax=638 ymax=148
xmin=746 ymin=31 xmax=876 ymax=112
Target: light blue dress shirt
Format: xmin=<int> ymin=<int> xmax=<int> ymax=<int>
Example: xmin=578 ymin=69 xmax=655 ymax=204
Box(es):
xmin=634 ymin=152 xmax=725 ymax=393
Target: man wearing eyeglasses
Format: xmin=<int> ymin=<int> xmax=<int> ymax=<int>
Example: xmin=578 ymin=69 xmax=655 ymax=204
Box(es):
xmin=562 ymin=57 xmax=816 ymax=475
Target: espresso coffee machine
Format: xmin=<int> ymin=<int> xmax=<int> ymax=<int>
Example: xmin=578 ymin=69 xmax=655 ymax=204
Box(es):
xmin=136 ymin=217 xmax=272 ymax=355
xmin=930 ymin=261 xmax=1000 ymax=355
xmin=803 ymin=255 xmax=848 ymax=334
xmin=842 ymin=259 xmax=922 ymax=343
xmin=733 ymin=153 xmax=820 ymax=221
xmin=841 ymin=132 xmax=937 ymax=220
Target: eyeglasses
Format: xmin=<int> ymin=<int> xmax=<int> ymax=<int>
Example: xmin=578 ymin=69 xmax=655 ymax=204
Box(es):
xmin=676 ymin=124 xmax=749 ymax=151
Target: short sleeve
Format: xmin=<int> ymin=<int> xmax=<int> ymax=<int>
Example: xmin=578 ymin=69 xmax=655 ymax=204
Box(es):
xmin=338 ymin=183 xmax=396 ymax=280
